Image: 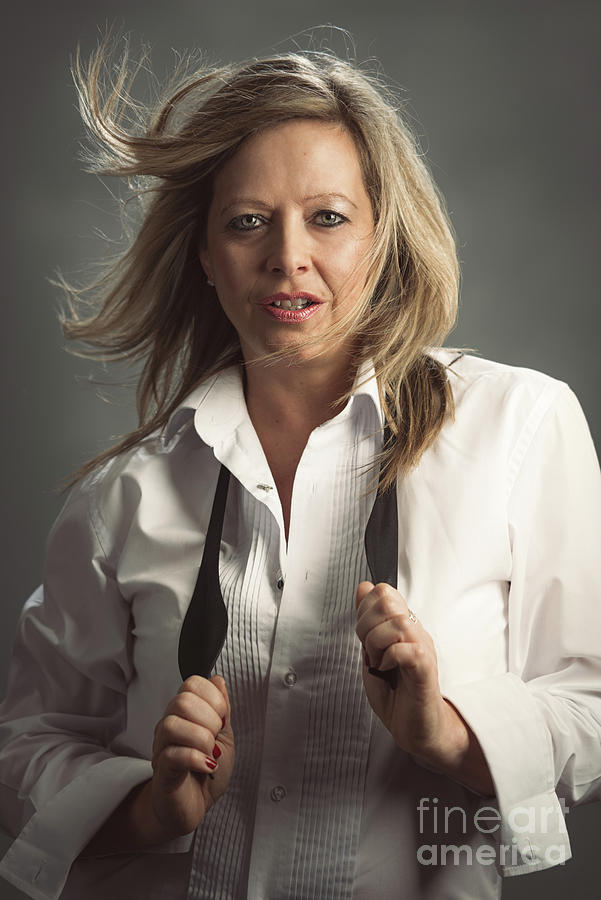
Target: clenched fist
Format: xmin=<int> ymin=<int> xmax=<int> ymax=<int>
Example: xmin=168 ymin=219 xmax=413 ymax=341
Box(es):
xmin=151 ymin=674 xmax=235 ymax=836
xmin=355 ymin=581 xmax=494 ymax=795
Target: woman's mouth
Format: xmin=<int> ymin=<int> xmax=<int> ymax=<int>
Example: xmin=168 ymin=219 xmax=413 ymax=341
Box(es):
xmin=259 ymin=292 xmax=324 ymax=322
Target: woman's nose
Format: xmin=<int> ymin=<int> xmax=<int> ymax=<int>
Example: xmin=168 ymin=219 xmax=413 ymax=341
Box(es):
xmin=266 ymin=220 xmax=311 ymax=276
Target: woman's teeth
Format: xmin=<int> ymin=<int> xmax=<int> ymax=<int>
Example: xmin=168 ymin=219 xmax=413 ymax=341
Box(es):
xmin=272 ymin=299 xmax=312 ymax=310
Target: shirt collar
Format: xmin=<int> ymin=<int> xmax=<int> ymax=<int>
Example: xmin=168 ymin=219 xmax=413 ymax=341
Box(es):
xmin=163 ymin=358 xmax=383 ymax=447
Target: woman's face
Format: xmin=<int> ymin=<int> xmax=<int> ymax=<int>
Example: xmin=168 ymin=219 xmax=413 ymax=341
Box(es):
xmin=200 ymin=118 xmax=375 ymax=364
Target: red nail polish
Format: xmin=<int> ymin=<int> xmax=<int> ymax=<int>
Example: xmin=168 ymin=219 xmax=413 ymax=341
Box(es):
xmin=213 ymin=744 xmax=221 ymax=759
xmin=205 ymin=757 xmax=218 ymax=770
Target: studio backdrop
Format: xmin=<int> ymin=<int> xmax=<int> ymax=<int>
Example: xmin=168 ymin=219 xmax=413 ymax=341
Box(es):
xmin=1 ymin=3 xmax=599 ymax=899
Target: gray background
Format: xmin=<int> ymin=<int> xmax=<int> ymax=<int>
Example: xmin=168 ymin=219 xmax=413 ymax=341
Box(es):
xmin=1 ymin=1 xmax=599 ymax=898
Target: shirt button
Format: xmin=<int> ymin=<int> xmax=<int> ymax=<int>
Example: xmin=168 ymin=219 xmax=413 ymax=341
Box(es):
xmin=270 ymin=785 xmax=287 ymax=802
xmin=284 ymin=670 xmax=297 ymax=687
xmin=276 ymin=577 xmax=284 ymax=590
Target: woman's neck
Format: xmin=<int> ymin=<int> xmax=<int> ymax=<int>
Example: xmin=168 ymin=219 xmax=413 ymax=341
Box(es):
xmin=243 ymin=353 xmax=359 ymax=544
xmin=243 ymin=353 xmax=358 ymax=436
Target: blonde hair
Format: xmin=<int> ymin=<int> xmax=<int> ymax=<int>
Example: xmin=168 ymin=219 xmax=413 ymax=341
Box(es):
xmin=61 ymin=35 xmax=460 ymax=490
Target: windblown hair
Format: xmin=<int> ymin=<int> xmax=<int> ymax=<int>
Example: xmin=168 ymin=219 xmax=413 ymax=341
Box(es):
xmin=61 ymin=35 xmax=460 ymax=490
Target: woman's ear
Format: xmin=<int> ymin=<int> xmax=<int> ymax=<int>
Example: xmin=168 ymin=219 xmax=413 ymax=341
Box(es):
xmin=199 ymin=245 xmax=214 ymax=285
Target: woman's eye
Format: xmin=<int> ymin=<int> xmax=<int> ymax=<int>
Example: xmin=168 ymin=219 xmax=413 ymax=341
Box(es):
xmin=228 ymin=210 xmax=346 ymax=230
xmin=229 ymin=214 xmax=264 ymax=231
xmin=314 ymin=210 xmax=347 ymax=227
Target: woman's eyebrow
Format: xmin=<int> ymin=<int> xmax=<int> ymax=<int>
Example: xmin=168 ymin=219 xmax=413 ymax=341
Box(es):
xmin=303 ymin=192 xmax=359 ymax=209
xmin=219 ymin=192 xmax=358 ymax=216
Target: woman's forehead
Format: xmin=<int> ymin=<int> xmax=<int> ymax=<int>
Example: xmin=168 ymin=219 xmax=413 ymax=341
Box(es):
xmin=211 ymin=119 xmax=367 ymax=207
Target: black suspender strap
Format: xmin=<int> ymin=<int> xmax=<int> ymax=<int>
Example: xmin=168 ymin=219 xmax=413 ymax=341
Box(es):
xmin=178 ymin=464 xmax=231 ymax=680
xmin=364 ymin=423 xmax=397 ymax=590
xmin=363 ymin=422 xmax=399 ymax=688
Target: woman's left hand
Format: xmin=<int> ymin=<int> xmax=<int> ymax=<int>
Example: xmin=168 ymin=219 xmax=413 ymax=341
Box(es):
xmin=355 ymin=581 xmax=463 ymax=769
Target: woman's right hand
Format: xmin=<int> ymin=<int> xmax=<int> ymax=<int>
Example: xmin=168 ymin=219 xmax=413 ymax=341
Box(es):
xmin=150 ymin=674 xmax=235 ymax=837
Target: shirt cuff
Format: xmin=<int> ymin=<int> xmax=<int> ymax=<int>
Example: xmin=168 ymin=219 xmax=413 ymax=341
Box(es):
xmin=442 ymin=672 xmax=571 ymax=875
xmin=0 ymin=756 xmax=194 ymax=900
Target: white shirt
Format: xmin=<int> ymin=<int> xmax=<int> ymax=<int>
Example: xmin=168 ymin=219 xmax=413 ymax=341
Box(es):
xmin=1 ymin=350 xmax=600 ymax=900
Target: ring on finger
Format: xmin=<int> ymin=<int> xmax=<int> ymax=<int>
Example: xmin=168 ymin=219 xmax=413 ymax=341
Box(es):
xmin=407 ymin=609 xmax=418 ymax=624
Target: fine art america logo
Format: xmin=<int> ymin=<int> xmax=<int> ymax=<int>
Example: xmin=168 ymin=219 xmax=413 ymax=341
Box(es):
xmin=416 ymin=796 xmax=570 ymax=867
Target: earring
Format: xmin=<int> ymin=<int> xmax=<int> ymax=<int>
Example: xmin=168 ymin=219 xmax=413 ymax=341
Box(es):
xmin=207 ymin=279 xmax=214 ymax=287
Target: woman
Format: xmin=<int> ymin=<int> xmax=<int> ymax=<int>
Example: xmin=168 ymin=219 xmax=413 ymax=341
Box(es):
xmin=0 ymin=38 xmax=600 ymax=900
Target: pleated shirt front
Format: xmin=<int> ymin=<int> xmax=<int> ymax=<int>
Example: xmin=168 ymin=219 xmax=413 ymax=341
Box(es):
xmin=186 ymin=365 xmax=380 ymax=899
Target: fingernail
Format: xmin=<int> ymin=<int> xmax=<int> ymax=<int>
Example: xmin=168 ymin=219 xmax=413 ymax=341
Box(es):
xmin=206 ymin=757 xmax=218 ymax=770
xmin=221 ymin=716 xmax=226 ymax=729
xmin=212 ymin=744 xmax=221 ymax=759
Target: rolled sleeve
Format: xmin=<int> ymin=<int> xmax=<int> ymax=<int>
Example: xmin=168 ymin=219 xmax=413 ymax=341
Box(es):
xmin=0 ymin=758 xmax=153 ymax=900
xmin=444 ymin=673 xmax=571 ymax=874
